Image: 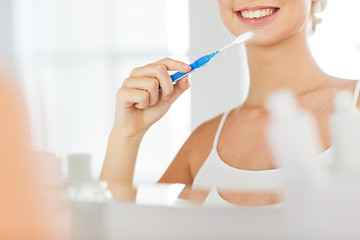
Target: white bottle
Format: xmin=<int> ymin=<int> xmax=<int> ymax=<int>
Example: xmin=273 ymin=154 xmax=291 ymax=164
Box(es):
xmin=67 ymin=154 xmax=112 ymax=202
xmin=266 ymin=90 xmax=329 ymax=239
xmin=329 ymin=90 xmax=360 ymax=172
xmin=328 ymin=90 xmax=360 ymax=237
xmin=266 ymin=90 xmax=326 ymax=187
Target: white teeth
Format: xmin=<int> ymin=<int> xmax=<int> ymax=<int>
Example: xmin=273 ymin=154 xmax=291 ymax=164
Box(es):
xmin=240 ymin=8 xmax=277 ymax=19
xmin=261 ymin=10 xmax=266 ymax=17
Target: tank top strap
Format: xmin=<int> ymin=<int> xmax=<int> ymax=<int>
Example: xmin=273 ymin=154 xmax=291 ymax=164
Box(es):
xmin=212 ymin=110 xmax=231 ymax=149
xmin=352 ymin=80 xmax=360 ymax=110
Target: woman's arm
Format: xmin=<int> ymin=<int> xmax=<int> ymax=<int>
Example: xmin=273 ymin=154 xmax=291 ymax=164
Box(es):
xmin=158 ymin=133 xmax=194 ymax=185
xmin=157 ymin=117 xmax=222 ymax=204
xmin=100 ymin=131 xmax=143 ymax=201
xmin=158 ymin=114 xmax=221 ymax=185
xmin=100 ymin=58 xmax=191 ymax=201
xmin=101 ymin=125 xmax=195 ymax=201
xmin=157 ymin=128 xmax=211 ymax=205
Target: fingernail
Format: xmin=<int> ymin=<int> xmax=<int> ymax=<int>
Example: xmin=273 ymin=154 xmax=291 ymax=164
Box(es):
xmin=183 ymin=64 xmax=190 ymax=70
xmin=164 ymin=97 xmax=169 ymax=101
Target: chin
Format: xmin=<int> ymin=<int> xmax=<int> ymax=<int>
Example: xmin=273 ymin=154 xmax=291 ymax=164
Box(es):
xmin=227 ymin=23 xmax=308 ymax=47
xmin=247 ymin=30 xmax=296 ymax=47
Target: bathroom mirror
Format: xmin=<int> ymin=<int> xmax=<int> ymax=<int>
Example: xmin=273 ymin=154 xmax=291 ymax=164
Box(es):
xmin=6 ymin=0 xmax=360 ymax=206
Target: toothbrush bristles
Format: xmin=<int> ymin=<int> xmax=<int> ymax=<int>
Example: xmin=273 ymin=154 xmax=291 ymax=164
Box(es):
xmin=219 ymin=31 xmax=254 ymax=52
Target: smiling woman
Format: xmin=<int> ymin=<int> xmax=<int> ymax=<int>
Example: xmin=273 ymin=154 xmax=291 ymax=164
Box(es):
xmin=101 ymin=0 xmax=360 ymax=207
xmin=8 ymin=0 xmax=360 ymax=208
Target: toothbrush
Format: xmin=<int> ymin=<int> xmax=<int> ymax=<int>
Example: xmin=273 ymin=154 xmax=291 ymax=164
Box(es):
xmin=169 ymin=31 xmax=254 ymax=84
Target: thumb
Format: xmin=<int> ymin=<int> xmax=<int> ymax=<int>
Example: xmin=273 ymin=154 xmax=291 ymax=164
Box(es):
xmin=167 ymin=77 xmax=191 ymax=105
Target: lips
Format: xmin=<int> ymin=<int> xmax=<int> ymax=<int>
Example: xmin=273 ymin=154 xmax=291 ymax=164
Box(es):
xmin=235 ymin=6 xmax=280 ymax=25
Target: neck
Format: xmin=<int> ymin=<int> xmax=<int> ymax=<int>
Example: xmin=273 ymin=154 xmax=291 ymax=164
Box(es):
xmin=243 ymin=30 xmax=328 ymax=109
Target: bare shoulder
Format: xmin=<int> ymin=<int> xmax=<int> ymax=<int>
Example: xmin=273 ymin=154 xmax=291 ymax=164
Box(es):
xmin=327 ymin=77 xmax=360 ymax=107
xmin=307 ymin=77 xmax=359 ymax=107
xmin=342 ymin=79 xmax=360 ymax=107
xmin=158 ymin=113 xmax=225 ymax=184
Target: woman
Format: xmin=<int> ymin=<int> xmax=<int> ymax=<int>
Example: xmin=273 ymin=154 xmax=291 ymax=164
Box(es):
xmin=100 ymin=0 xmax=359 ymax=205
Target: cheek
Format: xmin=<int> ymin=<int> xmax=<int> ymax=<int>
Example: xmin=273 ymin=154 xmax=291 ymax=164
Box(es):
xmin=282 ymin=0 xmax=312 ymax=26
xmin=217 ymin=0 xmax=245 ymax=36
xmin=251 ymin=1 xmax=312 ymax=45
xmin=282 ymin=0 xmax=311 ymax=33
xmin=217 ymin=0 xmax=233 ymax=8
xmin=217 ymin=0 xmax=234 ymax=23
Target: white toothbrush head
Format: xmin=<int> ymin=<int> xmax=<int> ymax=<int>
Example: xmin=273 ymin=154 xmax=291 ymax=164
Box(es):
xmin=233 ymin=31 xmax=254 ymax=45
xmin=219 ymin=31 xmax=254 ymax=52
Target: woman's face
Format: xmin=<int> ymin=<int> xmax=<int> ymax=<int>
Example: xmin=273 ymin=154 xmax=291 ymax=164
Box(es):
xmin=217 ymin=0 xmax=317 ymax=46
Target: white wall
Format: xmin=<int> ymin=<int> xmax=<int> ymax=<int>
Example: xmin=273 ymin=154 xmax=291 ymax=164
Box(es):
xmin=0 ymin=0 xmax=13 ymax=61
xmin=12 ymin=0 xmax=191 ymax=184
xmin=309 ymin=1 xmax=360 ymax=80
xmin=189 ymin=0 xmax=249 ymax=130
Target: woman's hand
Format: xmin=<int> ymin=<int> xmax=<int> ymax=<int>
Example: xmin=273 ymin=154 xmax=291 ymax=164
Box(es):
xmin=113 ymin=58 xmax=191 ymax=139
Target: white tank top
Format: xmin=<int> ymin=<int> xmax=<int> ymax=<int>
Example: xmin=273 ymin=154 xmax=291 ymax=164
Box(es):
xmin=192 ymin=81 xmax=360 ymax=207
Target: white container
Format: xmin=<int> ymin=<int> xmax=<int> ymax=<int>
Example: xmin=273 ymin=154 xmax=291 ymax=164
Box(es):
xmin=327 ymin=91 xmax=360 ymax=238
xmin=266 ymin=90 xmax=330 ymax=240
xmin=329 ymin=90 xmax=360 ymax=172
xmin=67 ymin=154 xmax=92 ymax=183
xmin=266 ymin=90 xmax=326 ymax=187
xmin=66 ymin=154 xmax=112 ymax=202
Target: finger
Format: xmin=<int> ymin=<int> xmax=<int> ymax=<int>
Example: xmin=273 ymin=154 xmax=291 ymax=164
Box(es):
xmin=130 ymin=58 xmax=190 ymax=77
xmin=131 ymin=64 xmax=174 ymax=100
xmin=154 ymin=58 xmax=191 ymax=73
xmin=166 ymin=76 xmax=191 ymax=105
xmin=117 ymin=88 xmax=150 ymax=109
xmin=122 ymin=77 xmax=159 ymax=106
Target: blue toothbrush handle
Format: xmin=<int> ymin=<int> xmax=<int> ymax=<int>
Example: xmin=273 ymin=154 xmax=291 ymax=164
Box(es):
xmin=170 ymin=69 xmax=193 ymax=82
xmin=169 ymin=61 xmax=198 ymax=83
xmin=158 ymin=51 xmax=220 ymax=90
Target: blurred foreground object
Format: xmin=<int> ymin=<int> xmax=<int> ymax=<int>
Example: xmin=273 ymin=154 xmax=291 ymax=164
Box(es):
xmin=263 ymin=89 xmax=360 ymax=239
xmin=327 ymin=90 xmax=360 ymax=237
xmin=330 ymin=90 xmax=360 ymax=172
xmin=0 ymin=70 xmax=66 ymax=239
xmin=266 ymin=90 xmax=330 ymax=239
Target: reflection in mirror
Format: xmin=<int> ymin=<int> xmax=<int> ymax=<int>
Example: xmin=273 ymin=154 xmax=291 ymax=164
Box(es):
xmin=100 ymin=0 xmax=360 ymax=211
xmin=4 ymin=0 xmax=360 ymax=238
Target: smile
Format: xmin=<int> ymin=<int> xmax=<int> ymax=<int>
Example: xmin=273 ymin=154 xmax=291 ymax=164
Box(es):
xmin=235 ymin=7 xmax=280 ymax=24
